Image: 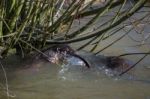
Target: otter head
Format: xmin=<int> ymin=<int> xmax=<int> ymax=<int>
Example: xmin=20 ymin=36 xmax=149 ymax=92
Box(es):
xmin=42 ymin=44 xmax=75 ymax=64
xmin=52 ymin=44 xmax=75 ymax=54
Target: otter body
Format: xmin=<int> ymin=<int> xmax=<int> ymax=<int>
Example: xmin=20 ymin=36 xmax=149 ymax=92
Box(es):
xmin=78 ymin=51 xmax=132 ymax=75
xmin=39 ymin=44 xmax=132 ymax=75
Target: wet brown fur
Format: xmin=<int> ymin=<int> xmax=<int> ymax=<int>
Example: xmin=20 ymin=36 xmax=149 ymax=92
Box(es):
xmin=41 ymin=44 xmax=131 ymax=71
xmin=41 ymin=44 xmax=90 ymax=68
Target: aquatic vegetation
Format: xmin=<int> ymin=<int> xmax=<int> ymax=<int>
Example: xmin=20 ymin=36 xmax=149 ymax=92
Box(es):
xmin=0 ymin=0 xmax=149 ymax=76
xmin=0 ymin=0 xmax=148 ymax=57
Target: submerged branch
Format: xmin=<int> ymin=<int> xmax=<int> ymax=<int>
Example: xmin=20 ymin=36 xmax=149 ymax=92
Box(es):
xmin=119 ymin=51 xmax=150 ymax=76
xmin=118 ymin=52 xmax=150 ymax=57
xmin=0 ymin=61 xmax=13 ymax=98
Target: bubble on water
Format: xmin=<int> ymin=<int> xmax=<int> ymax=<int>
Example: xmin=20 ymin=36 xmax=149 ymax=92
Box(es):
xmin=60 ymin=76 xmax=67 ymax=80
xmin=59 ymin=64 xmax=69 ymax=75
xmin=104 ymin=69 xmax=115 ymax=77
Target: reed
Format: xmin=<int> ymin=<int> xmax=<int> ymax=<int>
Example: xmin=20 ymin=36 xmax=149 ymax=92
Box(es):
xmin=0 ymin=0 xmax=148 ymax=58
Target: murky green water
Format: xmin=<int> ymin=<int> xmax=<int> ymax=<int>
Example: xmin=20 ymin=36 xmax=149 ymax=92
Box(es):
xmin=0 ymin=3 xmax=150 ymax=99
xmin=0 ymin=53 xmax=150 ymax=99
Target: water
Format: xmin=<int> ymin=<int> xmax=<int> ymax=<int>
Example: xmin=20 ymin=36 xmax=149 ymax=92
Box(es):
xmin=0 ymin=47 xmax=149 ymax=99
xmin=0 ymin=2 xmax=150 ymax=99
xmin=0 ymin=58 xmax=149 ymax=99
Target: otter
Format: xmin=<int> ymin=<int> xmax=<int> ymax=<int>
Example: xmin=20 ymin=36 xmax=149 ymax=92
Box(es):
xmin=39 ymin=44 xmax=132 ymax=75
xmin=76 ymin=51 xmax=132 ymax=75
xmin=39 ymin=44 xmax=90 ymax=68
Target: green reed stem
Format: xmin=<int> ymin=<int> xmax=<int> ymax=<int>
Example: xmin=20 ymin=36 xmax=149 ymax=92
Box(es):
xmin=45 ymin=0 xmax=147 ymax=44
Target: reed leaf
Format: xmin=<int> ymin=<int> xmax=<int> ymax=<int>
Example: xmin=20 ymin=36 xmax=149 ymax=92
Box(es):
xmin=45 ymin=0 xmax=147 ymax=44
xmin=0 ymin=0 xmax=148 ymax=58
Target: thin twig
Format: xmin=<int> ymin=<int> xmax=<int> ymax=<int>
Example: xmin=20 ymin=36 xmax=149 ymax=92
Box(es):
xmin=118 ymin=52 xmax=150 ymax=57
xmin=95 ymin=26 xmax=132 ymax=54
xmin=119 ymin=51 xmax=150 ymax=76
xmin=0 ymin=61 xmax=10 ymax=99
